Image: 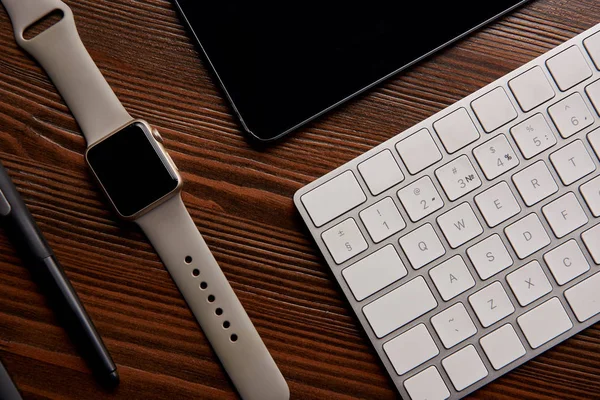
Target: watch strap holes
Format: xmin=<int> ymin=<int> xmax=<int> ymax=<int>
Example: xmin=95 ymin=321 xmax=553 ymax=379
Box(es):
xmin=192 ymin=269 xmax=200 ymax=277
xmin=230 ymin=334 xmax=238 ymax=342
xmin=23 ymin=10 xmax=64 ymax=41
xmin=184 ymin=255 xmax=193 ymax=264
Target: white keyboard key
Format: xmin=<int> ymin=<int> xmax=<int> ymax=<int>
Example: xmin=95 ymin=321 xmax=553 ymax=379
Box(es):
xmin=510 ymin=113 xmax=557 ymax=159
xmin=542 ymin=192 xmax=588 ymax=238
xmin=512 ymin=161 xmax=558 ymax=206
xmin=474 ymin=182 xmax=521 ymax=228
xmin=550 ymin=140 xmax=596 ymax=185
xmin=471 ymin=87 xmax=518 ymax=133
xmin=547 ymin=46 xmax=593 ymax=91
xmin=404 ymin=366 xmax=450 ymax=400
xmin=433 ymin=108 xmax=480 ymax=154
xmin=581 ymin=176 xmax=600 ymax=217
xmin=342 ymin=245 xmax=407 ymax=301
xmin=398 ymin=176 xmax=444 ymax=222
xmin=508 ymin=66 xmax=555 ymax=111
xmin=435 ymin=156 xmax=482 ymax=201
xmin=431 ymin=303 xmax=477 ymax=349
xmin=358 ymin=150 xmax=405 ymax=195
xmin=467 ymin=234 xmax=513 ymax=280
xmin=565 ymin=272 xmax=600 ymax=322
xmin=437 ymin=203 xmax=483 ymax=249
xmin=590 ymin=128 xmax=600 ymax=159
xmin=479 ymin=324 xmax=526 ymax=370
xmin=360 ymin=197 xmax=406 ymax=243
xmin=586 ymin=79 xmax=600 ymax=115
xmin=321 ymin=218 xmax=368 ymax=264
xmin=473 ymin=134 xmax=520 ymax=180
xmin=505 ymin=214 xmax=551 ymax=259
xmin=396 ymin=129 xmax=443 ymax=175
xmin=399 ymin=223 xmax=446 ymax=270
xmin=506 ymin=261 xmax=553 ymax=306
xmin=469 ymin=281 xmax=515 ymax=328
xmin=582 ymin=224 xmax=600 ymax=264
xmin=548 ymin=93 xmax=594 ymax=138
xmin=301 ymin=171 xmax=366 ymax=227
xmin=517 ymin=297 xmax=572 ymax=349
xmin=442 ymin=345 xmax=488 ymax=391
xmin=363 ymin=276 xmax=437 ymax=338
xmin=585 ymin=32 xmax=600 ymax=70
xmin=383 ymin=324 xmax=439 ymax=375
xmin=429 ymin=255 xmax=475 ymax=301
xmin=544 ymin=240 xmax=590 ymax=285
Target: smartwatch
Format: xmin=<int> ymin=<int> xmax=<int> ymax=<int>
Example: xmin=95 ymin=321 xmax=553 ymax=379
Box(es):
xmin=1 ymin=1 xmax=289 ymax=399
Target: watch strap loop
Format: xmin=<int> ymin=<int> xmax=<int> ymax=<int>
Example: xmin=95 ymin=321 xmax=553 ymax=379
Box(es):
xmin=1 ymin=0 xmax=132 ymax=146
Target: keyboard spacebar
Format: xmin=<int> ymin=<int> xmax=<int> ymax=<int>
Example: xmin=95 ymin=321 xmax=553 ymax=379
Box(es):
xmin=300 ymin=170 xmax=366 ymax=227
xmin=363 ymin=276 xmax=437 ymax=338
xmin=565 ymin=272 xmax=600 ymax=322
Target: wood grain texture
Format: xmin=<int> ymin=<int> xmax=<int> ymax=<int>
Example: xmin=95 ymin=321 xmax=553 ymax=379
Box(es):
xmin=0 ymin=0 xmax=600 ymax=398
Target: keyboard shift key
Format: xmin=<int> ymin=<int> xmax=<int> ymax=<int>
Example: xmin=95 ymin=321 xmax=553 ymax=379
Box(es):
xmin=301 ymin=170 xmax=366 ymax=227
xmin=508 ymin=66 xmax=555 ymax=112
xmin=582 ymin=224 xmax=600 ymax=264
xmin=565 ymin=272 xmax=600 ymax=322
xmin=546 ymin=46 xmax=593 ymax=91
xmin=548 ymin=93 xmax=594 ymax=138
xmin=442 ymin=345 xmax=488 ymax=391
xmin=321 ymin=218 xmax=368 ymax=264
xmin=471 ymin=87 xmax=518 ymax=133
xmin=358 ymin=149 xmax=404 ymax=195
xmin=363 ymin=276 xmax=437 ymax=338
xmin=396 ymin=129 xmax=443 ymax=175
xmin=383 ymin=324 xmax=439 ymax=375
xmin=550 ymin=140 xmax=596 ymax=185
xmin=510 ymin=113 xmax=557 ymax=159
xmin=342 ymin=245 xmax=407 ymax=301
xmin=517 ymin=297 xmax=573 ymax=349
xmin=479 ymin=324 xmax=526 ymax=370
xmin=542 ymin=192 xmax=588 ymax=238
xmin=404 ymin=366 xmax=450 ymax=400
xmin=433 ymin=108 xmax=480 ymax=153
xmin=581 ymin=176 xmax=600 ymax=217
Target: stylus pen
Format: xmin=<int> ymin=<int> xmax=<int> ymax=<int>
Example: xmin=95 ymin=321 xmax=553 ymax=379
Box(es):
xmin=0 ymin=359 xmax=22 ymax=400
xmin=0 ymin=160 xmax=119 ymax=387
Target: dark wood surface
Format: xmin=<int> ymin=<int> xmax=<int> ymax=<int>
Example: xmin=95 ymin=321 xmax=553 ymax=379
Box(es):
xmin=1 ymin=0 xmax=600 ymax=398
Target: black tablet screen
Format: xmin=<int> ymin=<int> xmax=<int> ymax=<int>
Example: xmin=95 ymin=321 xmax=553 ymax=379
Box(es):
xmin=174 ymin=1 xmax=529 ymax=141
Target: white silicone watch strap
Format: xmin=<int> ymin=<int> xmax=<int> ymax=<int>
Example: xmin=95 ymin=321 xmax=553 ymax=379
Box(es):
xmin=1 ymin=0 xmax=132 ymax=145
xmin=2 ymin=1 xmax=289 ymax=398
xmin=136 ymin=194 xmax=289 ymax=400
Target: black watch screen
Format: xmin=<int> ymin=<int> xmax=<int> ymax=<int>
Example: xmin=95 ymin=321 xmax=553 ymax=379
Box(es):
xmin=86 ymin=122 xmax=180 ymax=218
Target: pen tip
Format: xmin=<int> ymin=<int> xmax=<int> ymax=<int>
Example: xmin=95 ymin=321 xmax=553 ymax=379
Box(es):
xmin=106 ymin=369 xmax=120 ymax=388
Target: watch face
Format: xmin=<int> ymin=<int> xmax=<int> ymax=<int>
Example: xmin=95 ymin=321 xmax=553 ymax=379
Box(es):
xmin=86 ymin=121 xmax=180 ymax=218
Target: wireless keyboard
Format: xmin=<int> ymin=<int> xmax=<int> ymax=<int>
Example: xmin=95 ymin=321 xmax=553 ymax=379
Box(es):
xmin=294 ymin=23 xmax=600 ymax=400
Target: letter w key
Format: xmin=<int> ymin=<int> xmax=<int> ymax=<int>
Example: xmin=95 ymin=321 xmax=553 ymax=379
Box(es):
xmin=438 ymin=203 xmax=483 ymax=248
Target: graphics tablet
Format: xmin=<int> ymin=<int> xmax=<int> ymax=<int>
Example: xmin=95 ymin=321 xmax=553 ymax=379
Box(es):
xmin=174 ymin=1 xmax=530 ymax=141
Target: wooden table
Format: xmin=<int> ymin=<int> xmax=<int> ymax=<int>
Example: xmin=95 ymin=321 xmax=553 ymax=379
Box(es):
xmin=1 ymin=1 xmax=599 ymax=398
